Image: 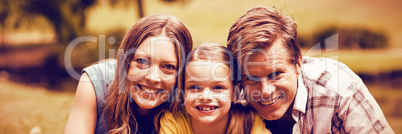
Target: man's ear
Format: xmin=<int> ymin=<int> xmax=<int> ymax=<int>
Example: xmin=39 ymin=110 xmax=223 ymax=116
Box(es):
xmin=295 ymin=56 xmax=302 ymax=78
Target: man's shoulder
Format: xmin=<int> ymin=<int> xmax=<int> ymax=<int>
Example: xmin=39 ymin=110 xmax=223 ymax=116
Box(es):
xmin=301 ymin=57 xmax=356 ymax=78
xmin=301 ymin=57 xmax=360 ymax=97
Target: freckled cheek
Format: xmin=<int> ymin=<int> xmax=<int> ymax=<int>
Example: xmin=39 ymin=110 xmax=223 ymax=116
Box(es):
xmin=184 ymin=92 xmax=196 ymax=109
xmin=217 ymin=91 xmax=232 ymax=103
xmin=161 ymin=74 xmax=177 ymax=90
xmin=127 ymin=67 xmax=148 ymax=82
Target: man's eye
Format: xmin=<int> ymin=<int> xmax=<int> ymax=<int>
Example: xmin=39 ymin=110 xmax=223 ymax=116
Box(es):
xmin=136 ymin=58 xmax=149 ymax=65
xmin=268 ymin=71 xmax=283 ymax=79
xmin=245 ymin=76 xmax=260 ymax=82
xmin=243 ymin=76 xmax=259 ymax=86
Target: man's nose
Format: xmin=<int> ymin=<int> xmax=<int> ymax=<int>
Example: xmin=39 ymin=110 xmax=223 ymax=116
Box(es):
xmin=260 ymin=78 xmax=275 ymax=98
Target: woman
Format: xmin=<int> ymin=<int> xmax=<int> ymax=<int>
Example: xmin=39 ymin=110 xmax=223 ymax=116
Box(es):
xmin=65 ymin=14 xmax=193 ymax=134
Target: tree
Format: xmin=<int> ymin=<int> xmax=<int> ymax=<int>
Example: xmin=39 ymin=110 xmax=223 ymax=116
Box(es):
xmin=21 ymin=0 xmax=96 ymax=43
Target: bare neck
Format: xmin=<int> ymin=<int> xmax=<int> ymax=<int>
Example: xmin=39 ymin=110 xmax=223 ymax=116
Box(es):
xmin=190 ymin=114 xmax=229 ymax=134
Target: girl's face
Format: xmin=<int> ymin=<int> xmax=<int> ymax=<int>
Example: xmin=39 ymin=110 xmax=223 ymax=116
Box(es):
xmin=184 ymin=61 xmax=233 ymax=125
xmin=128 ymin=36 xmax=178 ymax=111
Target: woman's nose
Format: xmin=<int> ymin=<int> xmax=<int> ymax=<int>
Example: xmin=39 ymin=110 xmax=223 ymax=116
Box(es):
xmin=145 ymin=65 xmax=162 ymax=83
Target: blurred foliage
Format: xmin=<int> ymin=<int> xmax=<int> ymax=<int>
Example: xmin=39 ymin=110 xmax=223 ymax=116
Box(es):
xmin=0 ymin=0 xmax=96 ymax=43
xmin=299 ymin=26 xmax=388 ymax=49
xmin=22 ymin=0 xmax=96 ymax=43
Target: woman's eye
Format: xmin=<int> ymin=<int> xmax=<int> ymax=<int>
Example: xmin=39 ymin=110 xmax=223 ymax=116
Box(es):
xmin=162 ymin=64 xmax=177 ymax=75
xmin=136 ymin=58 xmax=149 ymax=65
xmin=163 ymin=64 xmax=176 ymax=70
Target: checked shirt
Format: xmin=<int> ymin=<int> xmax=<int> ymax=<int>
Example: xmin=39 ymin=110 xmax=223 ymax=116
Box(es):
xmin=289 ymin=57 xmax=394 ymax=133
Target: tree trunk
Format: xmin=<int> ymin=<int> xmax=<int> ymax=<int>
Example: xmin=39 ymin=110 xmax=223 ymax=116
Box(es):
xmin=137 ymin=0 xmax=144 ymax=18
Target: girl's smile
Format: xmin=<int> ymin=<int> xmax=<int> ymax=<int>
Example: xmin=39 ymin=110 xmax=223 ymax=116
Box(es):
xmin=184 ymin=61 xmax=233 ymax=124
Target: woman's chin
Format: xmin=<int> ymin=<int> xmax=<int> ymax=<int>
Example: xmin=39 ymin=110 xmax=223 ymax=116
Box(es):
xmin=132 ymin=95 xmax=162 ymax=110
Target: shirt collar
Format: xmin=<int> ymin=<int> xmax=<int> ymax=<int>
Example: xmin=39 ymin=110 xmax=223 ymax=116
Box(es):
xmin=293 ymin=75 xmax=308 ymax=114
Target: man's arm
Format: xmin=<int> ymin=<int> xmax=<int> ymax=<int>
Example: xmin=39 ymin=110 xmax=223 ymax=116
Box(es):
xmin=341 ymin=77 xmax=394 ymax=134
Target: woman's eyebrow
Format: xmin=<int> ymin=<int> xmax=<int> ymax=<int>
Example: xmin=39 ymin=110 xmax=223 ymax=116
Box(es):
xmin=133 ymin=52 xmax=149 ymax=58
xmin=161 ymin=60 xmax=177 ymax=65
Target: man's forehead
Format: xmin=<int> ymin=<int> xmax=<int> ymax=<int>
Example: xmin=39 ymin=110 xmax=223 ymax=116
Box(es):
xmin=244 ymin=47 xmax=289 ymax=63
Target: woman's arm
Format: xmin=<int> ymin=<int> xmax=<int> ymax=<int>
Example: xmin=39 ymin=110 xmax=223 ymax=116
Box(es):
xmin=65 ymin=73 xmax=97 ymax=134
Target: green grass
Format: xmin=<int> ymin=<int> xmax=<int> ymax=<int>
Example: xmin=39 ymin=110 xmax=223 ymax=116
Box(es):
xmin=0 ymin=81 xmax=401 ymax=133
xmin=0 ymin=81 xmax=74 ymax=134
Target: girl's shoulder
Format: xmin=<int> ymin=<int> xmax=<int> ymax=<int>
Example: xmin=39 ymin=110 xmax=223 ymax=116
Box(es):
xmin=159 ymin=110 xmax=193 ymax=134
xmin=252 ymin=113 xmax=272 ymax=134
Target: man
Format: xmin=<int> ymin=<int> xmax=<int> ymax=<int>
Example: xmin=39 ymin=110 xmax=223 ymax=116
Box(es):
xmin=227 ymin=7 xmax=394 ymax=133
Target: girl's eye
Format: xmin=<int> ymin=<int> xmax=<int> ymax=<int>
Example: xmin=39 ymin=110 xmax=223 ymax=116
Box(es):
xmin=213 ymin=85 xmax=226 ymax=90
xmin=188 ymin=85 xmax=202 ymax=90
xmin=136 ymin=58 xmax=149 ymax=65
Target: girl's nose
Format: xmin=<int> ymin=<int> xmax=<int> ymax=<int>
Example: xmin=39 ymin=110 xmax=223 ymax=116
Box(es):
xmin=199 ymin=87 xmax=213 ymax=102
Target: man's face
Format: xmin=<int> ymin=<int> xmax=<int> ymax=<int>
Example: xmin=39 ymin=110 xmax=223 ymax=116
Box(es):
xmin=242 ymin=39 xmax=301 ymax=121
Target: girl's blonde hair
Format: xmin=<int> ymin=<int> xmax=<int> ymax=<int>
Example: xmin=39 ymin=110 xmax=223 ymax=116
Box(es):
xmin=185 ymin=43 xmax=256 ymax=134
xmin=104 ymin=14 xmax=193 ymax=134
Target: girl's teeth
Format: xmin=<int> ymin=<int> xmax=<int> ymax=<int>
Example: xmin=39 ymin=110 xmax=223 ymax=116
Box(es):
xmin=198 ymin=107 xmax=216 ymax=111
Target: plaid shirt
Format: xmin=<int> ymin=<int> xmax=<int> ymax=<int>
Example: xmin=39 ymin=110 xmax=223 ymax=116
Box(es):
xmin=290 ymin=57 xmax=394 ymax=133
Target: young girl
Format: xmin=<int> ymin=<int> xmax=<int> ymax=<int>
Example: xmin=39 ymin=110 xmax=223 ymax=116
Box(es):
xmin=65 ymin=14 xmax=193 ymax=134
xmin=158 ymin=43 xmax=270 ymax=134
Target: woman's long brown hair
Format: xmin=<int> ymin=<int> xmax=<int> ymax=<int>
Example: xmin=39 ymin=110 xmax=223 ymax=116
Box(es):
xmin=103 ymin=14 xmax=192 ymax=134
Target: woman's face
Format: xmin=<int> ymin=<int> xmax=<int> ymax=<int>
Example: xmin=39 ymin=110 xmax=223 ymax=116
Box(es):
xmin=184 ymin=61 xmax=233 ymax=125
xmin=128 ymin=35 xmax=178 ymax=111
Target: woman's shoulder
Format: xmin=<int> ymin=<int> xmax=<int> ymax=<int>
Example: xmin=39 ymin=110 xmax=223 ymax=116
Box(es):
xmin=83 ymin=59 xmax=117 ymax=80
xmin=82 ymin=59 xmax=116 ymax=95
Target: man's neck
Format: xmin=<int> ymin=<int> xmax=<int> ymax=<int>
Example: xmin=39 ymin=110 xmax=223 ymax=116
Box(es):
xmin=265 ymin=102 xmax=296 ymax=134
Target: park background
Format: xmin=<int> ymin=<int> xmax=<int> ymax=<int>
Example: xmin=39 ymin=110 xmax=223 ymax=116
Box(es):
xmin=0 ymin=0 xmax=401 ymax=133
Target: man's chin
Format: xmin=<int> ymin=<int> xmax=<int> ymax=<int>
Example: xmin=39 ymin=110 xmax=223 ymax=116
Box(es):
xmin=260 ymin=114 xmax=282 ymax=121
xmin=257 ymin=109 xmax=286 ymax=121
